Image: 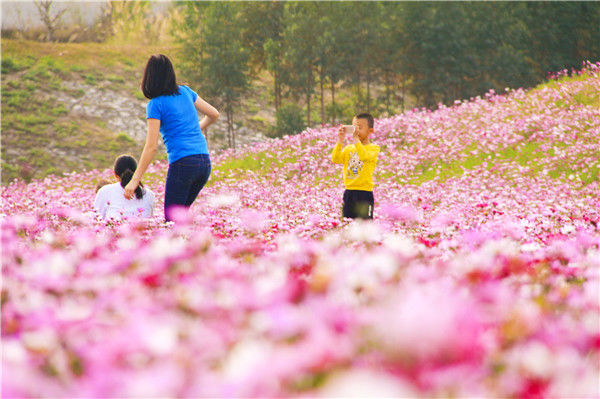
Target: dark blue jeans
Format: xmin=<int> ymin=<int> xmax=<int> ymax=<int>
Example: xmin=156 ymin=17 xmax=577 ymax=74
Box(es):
xmin=164 ymin=154 xmax=211 ymax=222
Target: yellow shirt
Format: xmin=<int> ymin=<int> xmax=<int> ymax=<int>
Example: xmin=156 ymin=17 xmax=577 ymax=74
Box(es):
xmin=331 ymin=141 xmax=380 ymax=191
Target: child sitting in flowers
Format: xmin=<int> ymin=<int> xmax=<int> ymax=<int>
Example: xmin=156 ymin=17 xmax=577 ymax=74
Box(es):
xmin=94 ymin=155 xmax=155 ymax=220
xmin=332 ymin=113 xmax=380 ymax=219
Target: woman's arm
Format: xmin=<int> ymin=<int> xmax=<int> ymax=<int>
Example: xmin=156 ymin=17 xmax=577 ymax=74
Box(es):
xmin=195 ymin=96 xmax=220 ymax=131
xmin=123 ymin=118 xmax=160 ymax=199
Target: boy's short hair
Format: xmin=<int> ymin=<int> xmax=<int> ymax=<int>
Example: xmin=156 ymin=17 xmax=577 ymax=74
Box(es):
xmin=356 ymin=113 xmax=374 ymax=129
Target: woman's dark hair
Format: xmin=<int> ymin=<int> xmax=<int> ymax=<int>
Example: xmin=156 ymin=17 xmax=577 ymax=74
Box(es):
xmin=141 ymin=54 xmax=180 ymax=99
xmin=114 ymin=155 xmax=144 ymax=200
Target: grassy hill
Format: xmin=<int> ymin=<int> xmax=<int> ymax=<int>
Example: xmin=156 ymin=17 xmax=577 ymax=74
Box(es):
xmin=1 ymin=39 xmax=164 ymax=183
xmin=1 ymin=63 xmax=599 ymax=398
xmin=1 ymin=39 xmax=372 ymax=185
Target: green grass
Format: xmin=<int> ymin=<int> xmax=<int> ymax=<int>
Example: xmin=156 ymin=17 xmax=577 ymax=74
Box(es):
xmin=534 ymin=73 xmax=600 ymax=108
xmin=1 ymin=39 xmax=170 ymax=184
xmin=388 ymin=139 xmax=599 ymax=186
xmin=209 ymin=150 xmax=297 ymax=185
xmin=108 ymin=74 xmax=125 ymax=84
xmin=214 ymin=151 xmax=296 ymax=173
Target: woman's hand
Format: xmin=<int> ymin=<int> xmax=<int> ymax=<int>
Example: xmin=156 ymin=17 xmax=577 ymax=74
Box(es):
xmin=196 ymin=96 xmax=220 ymax=131
xmin=123 ymin=179 xmax=139 ymax=200
xmin=123 ymin=118 xmax=160 ymax=200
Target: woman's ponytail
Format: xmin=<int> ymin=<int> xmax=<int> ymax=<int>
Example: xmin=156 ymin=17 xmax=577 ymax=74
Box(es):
xmin=114 ymin=155 xmax=145 ymax=200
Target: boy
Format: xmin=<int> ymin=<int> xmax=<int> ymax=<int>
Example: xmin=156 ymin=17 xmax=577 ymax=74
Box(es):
xmin=332 ymin=113 xmax=380 ymax=219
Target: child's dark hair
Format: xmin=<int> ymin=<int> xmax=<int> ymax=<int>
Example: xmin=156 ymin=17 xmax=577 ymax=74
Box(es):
xmin=114 ymin=155 xmax=144 ymax=200
xmin=356 ymin=113 xmax=374 ymax=129
xmin=141 ymin=54 xmax=180 ymax=99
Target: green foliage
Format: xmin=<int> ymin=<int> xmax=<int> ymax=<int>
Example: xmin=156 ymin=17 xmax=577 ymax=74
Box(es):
xmin=109 ymin=2 xmax=162 ymax=45
xmin=23 ymin=66 xmax=51 ymax=82
xmin=400 ymin=2 xmax=600 ymax=108
xmin=1 ymin=56 xmax=22 ymax=74
xmin=107 ymin=74 xmax=125 ymax=84
xmin=84 ymin=73 xmax=98 ymax=85
xmin=211 ymin=150 xmax=297 ymax=184
xmin=3 ymin=89 xmax=32 ymax=110
xmin=116 ymin=132 xmax=135 ymax=145
xmin=178 ymin=2 xmax=251 ymax=148
xmin=51 ymin=104 xmax=68 ymax=116
xmin=173 ymin=2 xmax=598 ymax=144
xmin=37 ymin=56 xmax=67 ymax=74
xmin=1 ymin=55 xmax=36 ymax=74
xmin=270 ymin=103 xmax=305 ymax=138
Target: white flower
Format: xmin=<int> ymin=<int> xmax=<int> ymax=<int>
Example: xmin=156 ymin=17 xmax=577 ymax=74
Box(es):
xmin=560 ymin=225 xmax=576 ymax=234
xmin=222 ymin=339 xmax=271 ymax=380
xmin=318 ymin=370 xmax=417 ymax=397
xmin=143 ymin=324 xmax=178 ymax=355
xmin=208 ymin=193 xmax=240 ymax=208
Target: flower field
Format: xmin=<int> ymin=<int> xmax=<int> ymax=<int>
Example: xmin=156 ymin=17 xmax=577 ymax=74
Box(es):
xmin=2 ymin=63 xmax=599 ymax=397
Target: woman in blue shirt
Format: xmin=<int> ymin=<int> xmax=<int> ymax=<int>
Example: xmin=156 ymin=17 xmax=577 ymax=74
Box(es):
xmin=124 ymin=54 xmax=220 ymax=222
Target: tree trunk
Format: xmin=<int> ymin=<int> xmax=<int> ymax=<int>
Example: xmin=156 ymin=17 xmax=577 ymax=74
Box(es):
xmin=385 ymin=79 xmax=391 ymax=115
xmin=306 ymin=90 xmax=311 ymax=127
xmin=320 ymin=70 xmax=325 ymax=124
xmin=331 ymin=80 xmax=336 ymax=124
xmin=274 ymin=71 xmax=280 ymax=112
xmin=366 ymin=74 xmax=371 ymax=113
xmin=401 ymin=75 xmax=406 ymax=112
xmin=226 ymin=106 xmax=233 ymax=149
xmin=232 ymin=108 xmax=236 ymax=150
xmin=355 ymin=71 xmax=361 ymax=112
xmin=231 ymin=107 xmax=236 ymax=149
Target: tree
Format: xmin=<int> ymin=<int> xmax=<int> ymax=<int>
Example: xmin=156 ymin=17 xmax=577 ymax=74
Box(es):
xmin=377 ymin=3 xmax=404 ymax=115
xmin=34 ymin=0 xmax=67 ymax=42
xmin=200 ymin=3 xmax=250 ymax=149
xmin=265 ymin=37 xmax=286 ymax=112
xmin=107 ymin=1 xmax=169 ymax=45
xmin=280 ymin=2 xmax=320 ymax=126
xmin=240 ymin=2 xmax=285 ymax=112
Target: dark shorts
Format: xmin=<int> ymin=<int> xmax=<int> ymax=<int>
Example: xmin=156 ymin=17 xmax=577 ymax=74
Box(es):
xmin=342 ymin=190 xmax=374 ymax=219
xmin=164 ymin=154 xmax=211 ymax=222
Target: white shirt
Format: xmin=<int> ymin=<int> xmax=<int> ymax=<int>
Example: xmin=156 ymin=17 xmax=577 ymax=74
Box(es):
xmin=94 ymin=183 xmax=155 ymax=220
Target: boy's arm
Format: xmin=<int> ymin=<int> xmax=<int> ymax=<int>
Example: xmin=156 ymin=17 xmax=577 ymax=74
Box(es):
xmin=354 ymin=140 xmax=380 ymax=162
xmin=332 ymin=142 xmax=344 ymax=164
xmin=332 ymin=126 xmax=346 ymax=164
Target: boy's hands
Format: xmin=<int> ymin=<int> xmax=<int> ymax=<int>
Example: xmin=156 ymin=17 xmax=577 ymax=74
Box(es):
xmin=352 ymin=123 xmax=360 ymax=141
xmin=337 ymin=125 xmax=345 ymax=143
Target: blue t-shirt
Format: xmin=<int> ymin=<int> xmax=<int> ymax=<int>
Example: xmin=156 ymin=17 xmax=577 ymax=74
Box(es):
xmin=146 ymin=85 xmax=209 ymax=164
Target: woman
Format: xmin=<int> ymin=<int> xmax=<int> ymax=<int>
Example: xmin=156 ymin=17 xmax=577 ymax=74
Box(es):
xmin=95 ymin=154 xmax=155 ymax=220
xmin=124 ymin=54 xmax=219 ymax=222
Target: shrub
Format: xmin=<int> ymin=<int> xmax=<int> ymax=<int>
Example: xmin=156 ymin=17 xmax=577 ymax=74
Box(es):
xmin=51 ymin=105 xmax=68 ymax=116
xmin=1 ymin=56 xmax=20 ymax=74
xmin=116 ymin=132 xmax=135 ymax=145
xmin=84 ymin=73 xmax=97 ymax=85
xmin=269 ymin=104 xmax=305 ymax=138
